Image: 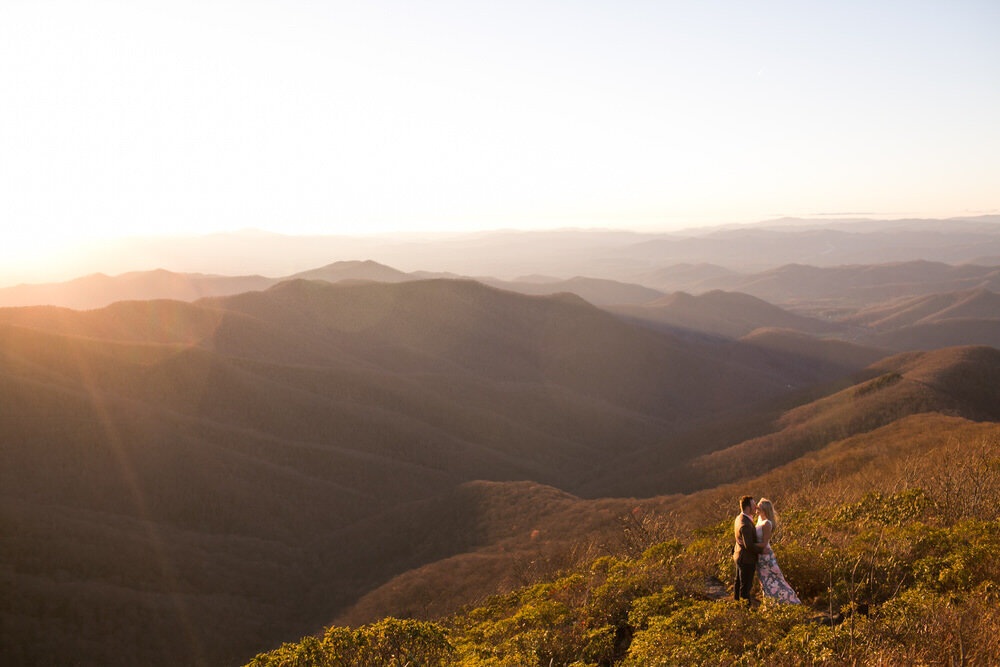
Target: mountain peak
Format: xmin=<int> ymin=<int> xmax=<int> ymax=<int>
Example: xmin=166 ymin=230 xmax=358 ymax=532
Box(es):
xmin=289 ymin=260 xmax=411 ymax=283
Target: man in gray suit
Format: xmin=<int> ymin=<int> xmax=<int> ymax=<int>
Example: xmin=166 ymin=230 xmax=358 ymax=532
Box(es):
xmin=733 ymin=495 xmax=764 ymax=604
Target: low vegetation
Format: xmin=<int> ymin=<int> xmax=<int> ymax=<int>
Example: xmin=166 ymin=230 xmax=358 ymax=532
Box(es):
xmin=248 ymin=416 xmax=1000 ymax=666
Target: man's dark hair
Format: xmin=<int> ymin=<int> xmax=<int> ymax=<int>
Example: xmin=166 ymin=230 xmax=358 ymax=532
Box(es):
xmin=740 ymin=495 xmax=754 ymax=512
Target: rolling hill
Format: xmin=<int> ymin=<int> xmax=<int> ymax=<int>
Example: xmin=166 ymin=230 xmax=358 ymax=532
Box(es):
xmin=256 ymin=411 xmax=1000 ymax=667
xmin=0 ymin=261 xmax=667 ymax=310
xmin=842 ymin=287 xmax=1000 ymax=330
xmin=581 ymin=344 xmax=1000 ymax=499
xmin=629 ymin=263 xmax=739 ymax=292
xmin=865 ymin=317 xmax=1000 ymax=351
xmin=692 ymin=261 xmax=1000 ymax=307
xmin=607 ymin=291 xmax=843 ymax=339
xmin=672 ymin=345 xmax=1000 ymax=492
xmin=835 ymin=288 xmax=1000 ymax=351
xmin=332 ymin=480 xmax=676 ymax=627
xmin=288 ymin=259 xmax=413 ymax=283
xmin=15 ymin=256 xmax=1000 ymax=334
xmin=0 ymin=269 xmax=275 ymax=309
xmin=483 ymin=276 xmax=665 ymax=306
xmin=0 ymin=261 xmax=418 ymax=310
xmin=315 ymin=345 xmax=1000 ymax=636
xmin=617 ymin=219 xmax=1000 ymax=271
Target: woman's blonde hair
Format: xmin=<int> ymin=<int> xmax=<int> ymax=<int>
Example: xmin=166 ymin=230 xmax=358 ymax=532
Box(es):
xmin=758 ymin=498 xmax=778 ymax=533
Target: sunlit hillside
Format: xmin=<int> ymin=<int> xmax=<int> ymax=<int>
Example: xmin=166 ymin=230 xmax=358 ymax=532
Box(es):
xmin=312 ymin=349 xmax=1000 ymax=632
xmin=248 ymin=413 xmax=1000 ymax=666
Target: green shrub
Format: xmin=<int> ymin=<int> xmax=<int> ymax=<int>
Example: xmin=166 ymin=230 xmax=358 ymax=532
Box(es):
xmin=247 ymin=480 xmax=1000 ymax=666
xmin=248 ymin=618 xmax=453 ymax=667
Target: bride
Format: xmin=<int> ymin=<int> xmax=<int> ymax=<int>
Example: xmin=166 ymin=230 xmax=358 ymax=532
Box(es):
xmin=754 ymin=498 xmax=801 ymax=604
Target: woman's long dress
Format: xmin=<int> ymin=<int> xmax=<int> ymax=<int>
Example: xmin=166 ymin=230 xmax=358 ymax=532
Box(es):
xmin=755 ymin=520 xmax=801 ymax=604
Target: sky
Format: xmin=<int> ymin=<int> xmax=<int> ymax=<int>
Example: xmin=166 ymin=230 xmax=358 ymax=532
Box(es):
xmin=1 ymin=0 xmax=999 ymax=265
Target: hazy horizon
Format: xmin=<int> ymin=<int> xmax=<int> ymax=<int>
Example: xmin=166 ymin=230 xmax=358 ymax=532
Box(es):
xmin=2 ymin=213 xmax=1000 ymax=290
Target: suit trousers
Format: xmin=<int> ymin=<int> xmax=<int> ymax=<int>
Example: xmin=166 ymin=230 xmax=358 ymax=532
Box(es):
xmin=734 ymin=561 xmax=756 ymax=602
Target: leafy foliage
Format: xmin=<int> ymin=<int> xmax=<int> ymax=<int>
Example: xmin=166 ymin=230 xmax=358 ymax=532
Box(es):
xmin=248 ymin=619 xmax=453 ymax=667
xmin=248 ymin=426 xmax=1000 ymax=666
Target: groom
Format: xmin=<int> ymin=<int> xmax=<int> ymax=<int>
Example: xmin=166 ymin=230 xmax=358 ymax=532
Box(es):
xmin=733 ymin=495 xmax=763 ymax=604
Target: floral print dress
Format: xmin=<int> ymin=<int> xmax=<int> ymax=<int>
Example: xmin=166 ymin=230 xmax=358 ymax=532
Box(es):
xmin=755 ymin=520 xmax=801 ymax=604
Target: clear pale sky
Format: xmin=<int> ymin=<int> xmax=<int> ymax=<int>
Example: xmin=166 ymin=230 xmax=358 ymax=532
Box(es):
xmin=1 ymin=0 xmax=998 ymax=257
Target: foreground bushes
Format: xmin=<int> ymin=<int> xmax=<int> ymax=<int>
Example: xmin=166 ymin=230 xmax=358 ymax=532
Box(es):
xmin=248 ymin=484 xmax=1000 ymax=666
xmin=247 ymin=619 xmax=453 ymax=667
xmin=247 ymin=425 xmax=1000 ymax=665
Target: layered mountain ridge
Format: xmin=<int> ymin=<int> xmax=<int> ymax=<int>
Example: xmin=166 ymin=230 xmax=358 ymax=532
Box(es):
xmin=3 ymin=277 xmax=874 ymax=666
xmin=4 ymin=250 xmax=1000 ymax=666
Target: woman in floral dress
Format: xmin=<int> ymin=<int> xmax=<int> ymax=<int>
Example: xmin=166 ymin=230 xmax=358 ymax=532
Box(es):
xmin=754 ymin=498 xmax=801 ymax=604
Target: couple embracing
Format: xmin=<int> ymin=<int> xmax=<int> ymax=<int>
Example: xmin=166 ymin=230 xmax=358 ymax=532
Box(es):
xmin=733 ymin=495 xmax=800 ymax=605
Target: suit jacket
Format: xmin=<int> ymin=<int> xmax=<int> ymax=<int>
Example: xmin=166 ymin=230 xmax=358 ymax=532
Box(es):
xmin=733 ymin=513 xmax=763 ymax=566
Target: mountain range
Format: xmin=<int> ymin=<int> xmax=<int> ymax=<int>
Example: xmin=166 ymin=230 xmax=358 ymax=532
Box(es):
xmin=6 ymin=216 xmax=999 ymax=289
xmin=10 ymin=258 xmax=1000 ymax=357
xmin=607 ymin=290 xmax=843 ymax=340
xmin=4 ymin=277 xmax=874 ymax=665
xmin=5 ymin=221 xmax=1000 ymax=666
xmin=689 ymin=261 xmax=1000 ymax=308
xmin=0 ymin=261 xmax=667 ymax=310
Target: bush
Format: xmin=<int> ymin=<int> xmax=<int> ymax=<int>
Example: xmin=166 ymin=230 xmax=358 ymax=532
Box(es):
xmin=247 ymin=618 xmax=454 ymax=667
xmin=624 ymin=600 xmax=813 ymax=665
xmin=247 ymin=468 xmax=1000 ymax=666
